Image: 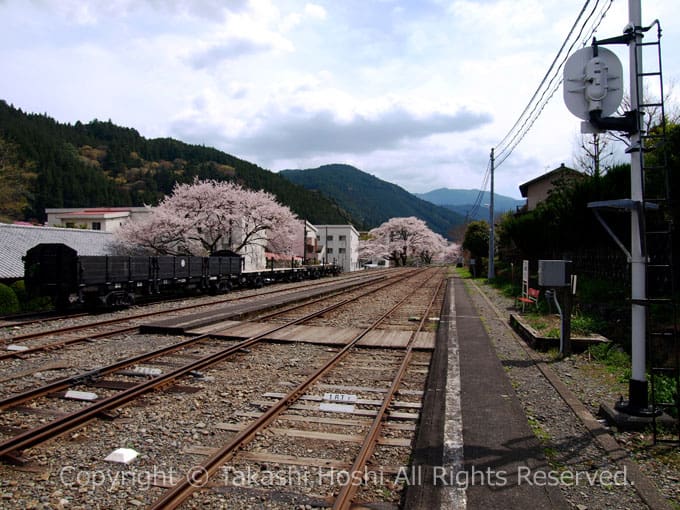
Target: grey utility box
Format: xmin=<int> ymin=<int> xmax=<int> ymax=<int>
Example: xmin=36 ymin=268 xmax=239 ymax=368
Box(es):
xmin=538 ymin=260 xmax=572 ymax=287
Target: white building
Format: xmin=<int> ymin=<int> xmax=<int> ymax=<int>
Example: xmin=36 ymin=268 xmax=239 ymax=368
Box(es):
xmin=315 ymin=224 xmax=360 ymax=272
xmin=45 ymin=207 xmax=152 ymax=232
xmin=218 ymin=220 xmax=267 ymax=272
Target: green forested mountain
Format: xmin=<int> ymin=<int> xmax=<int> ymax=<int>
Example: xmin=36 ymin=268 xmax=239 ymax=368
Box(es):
xmin=0 ymin=100 xmax=354 ymax=225
xmin=280 ymin=164 xmax=465 ymax=238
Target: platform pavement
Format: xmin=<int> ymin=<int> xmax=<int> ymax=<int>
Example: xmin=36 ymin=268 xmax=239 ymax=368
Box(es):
xmin=404 ymin=276 xmax=569 ymax=509
xmin=454 ymin=275 xmax=569 ymax=509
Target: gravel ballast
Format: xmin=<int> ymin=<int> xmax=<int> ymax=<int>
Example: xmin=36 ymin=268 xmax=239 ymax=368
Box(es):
xmin=463 ymin=276 xmax=678 ymax=509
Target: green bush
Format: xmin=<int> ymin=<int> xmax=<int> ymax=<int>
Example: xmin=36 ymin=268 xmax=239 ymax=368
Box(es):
xmin=0 ymin=283 xmax=20 ymax=314
xmin=651 ymin=374 xmax=678 ymax=418
xmin=10 ymin=280 xmax=26 ymax=303
xmin=9 ymin=279 xmax=51 ymax=312
xmin=571 ymin=314 xmax=607 ymax=336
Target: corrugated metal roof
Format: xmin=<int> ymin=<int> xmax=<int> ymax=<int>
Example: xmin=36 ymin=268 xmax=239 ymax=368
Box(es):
xmin=0 ymin=223 xmax=114 ymax=280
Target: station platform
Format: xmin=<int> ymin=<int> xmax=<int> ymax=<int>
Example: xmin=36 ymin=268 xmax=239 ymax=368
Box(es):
xmin=404 ymin=276 xmax=569 ymax=509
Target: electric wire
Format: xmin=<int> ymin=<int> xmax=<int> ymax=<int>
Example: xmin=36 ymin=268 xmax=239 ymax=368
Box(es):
xmin=466 ymin=0 xmax=615 ymax=219
xmin=466 ymin=158 xmax=491 ymax=221
xmin=495 ymin=0 xmax=596 ymax=153
xmin=495 ymin=0 xmax=615 ymax=167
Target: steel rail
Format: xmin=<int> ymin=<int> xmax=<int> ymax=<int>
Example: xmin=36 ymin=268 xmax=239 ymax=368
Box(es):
xmin=0 ymin=335 xmax=216 ymax=410
xmin=0 ymin=268 xmax=421 ymax=461
xmin=0 ymin=325 xmax=140 ymax=361
xmin=148 ymin=268 xmax=439 ymax=510
xmin=0 ymin=272 xmax=387 ymax=359
xmin=332 ymin=272 xmax=445 ymax=509
xmin=0 ymin=271 xmax=384 ymax=345
xmin=0 ymin=272 xmax=394 ymax=409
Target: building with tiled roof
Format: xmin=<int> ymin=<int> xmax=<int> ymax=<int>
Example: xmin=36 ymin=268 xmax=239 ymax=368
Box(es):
xmin=519 ymin=163 xmax=585 ymax=211
xmin=0 ymin=223 xmax=113 ymax=281
xmin=45 ymin=206 xmax=152 ymax=232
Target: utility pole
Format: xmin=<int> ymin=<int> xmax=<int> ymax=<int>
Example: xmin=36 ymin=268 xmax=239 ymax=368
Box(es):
xmin=487 ymin=147 xmax=495 ymax=279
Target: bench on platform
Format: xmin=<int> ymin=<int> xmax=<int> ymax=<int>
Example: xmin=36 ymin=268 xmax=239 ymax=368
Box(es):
xmin=516 ymin=287 xmax=540 ymax=311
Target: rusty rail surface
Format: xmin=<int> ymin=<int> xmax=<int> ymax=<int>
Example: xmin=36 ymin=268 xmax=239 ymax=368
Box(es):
xmin=0 ymin=272 xmax=387 ymax=359
xmin=149 ymin=268 xmax=440 ymax=510
xmin=333 ymin=274 xmax=445 ymax=510
xmin=0 ymin=268 xmax=419 ymax=462
xmin=0 ymin=272 xmax=393 ymax=409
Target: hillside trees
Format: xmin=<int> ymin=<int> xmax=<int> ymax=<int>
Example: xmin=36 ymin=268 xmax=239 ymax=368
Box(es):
xmin=0 ymin=101 xmax=354 ymax=225
xmin=0 ymin=138 xmax=35 ymax=222
xmin=360 ymin=217 xmax=447 ymax=266
xmin=115 ymin=179 xmax=299 ymax=257
xmin=280 ymin=164 xmax=464 ymax=236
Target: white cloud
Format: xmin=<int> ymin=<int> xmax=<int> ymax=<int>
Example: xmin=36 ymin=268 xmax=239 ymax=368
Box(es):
xmin=1 ymin=0 xmax=679 ymax=200
xmin=304 ymin=3 xmax=327 ymax=20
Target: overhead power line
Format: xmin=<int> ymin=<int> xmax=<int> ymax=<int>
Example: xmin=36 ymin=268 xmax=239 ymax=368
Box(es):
xmin=494 ymin=0 xmax=615 ymax=168
xmin=495 ymin=0 xmax=596 ymax=153
xmin=464 ymin=0 xmax=615 ymax=223
xmin=466 ymin=158 xmax=491 ymax=221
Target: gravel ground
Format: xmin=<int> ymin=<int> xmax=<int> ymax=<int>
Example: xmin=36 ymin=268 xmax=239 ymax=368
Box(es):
xmin=0 ymin=268 xmax=443 ymax=509
xmin=463 ymin=276 xmax=679 ymax=510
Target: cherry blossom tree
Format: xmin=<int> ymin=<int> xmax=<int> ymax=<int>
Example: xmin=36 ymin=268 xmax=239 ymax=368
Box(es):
xmin=435 ymin=243 xmax=462 ymax=264
xmin=115 ymin=178 xmax=299 ymax=257
xmin=361 ymin=216 xmax=448 ymax=266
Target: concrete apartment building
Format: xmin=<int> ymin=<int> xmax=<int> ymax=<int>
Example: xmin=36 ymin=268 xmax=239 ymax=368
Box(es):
xmin=315 ymin=224 xmax=360 ymax=272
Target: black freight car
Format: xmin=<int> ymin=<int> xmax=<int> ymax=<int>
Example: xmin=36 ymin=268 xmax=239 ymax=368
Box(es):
xmin=24 ymin=243 xmax=243 ymax=309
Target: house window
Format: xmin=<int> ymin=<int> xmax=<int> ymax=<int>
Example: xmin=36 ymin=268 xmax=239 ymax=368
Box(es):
xmin=65 ymin=222 xmax=75 ymax=228
xmin=327 ymin=248 xmax=333 ymax=254
xmin=339 ymin=248 xmax=346 ymax=254
xmin=92 ymin=222 xmax=102 ymax=230
xmin=327 ymin=235 xmax=333 ymax=241
xmin=339 ymin=235 xmax=346 ymax=241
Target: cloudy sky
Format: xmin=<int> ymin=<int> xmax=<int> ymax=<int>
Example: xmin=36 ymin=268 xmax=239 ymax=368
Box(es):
xmin=1 ymin=0 xmax=678 ymax=198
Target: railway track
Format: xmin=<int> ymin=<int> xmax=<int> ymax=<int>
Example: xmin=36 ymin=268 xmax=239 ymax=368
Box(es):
xmin=0 ymin=267 xmax=446 ymax=508
xmin=151 ymin=269 xmax=444 ymax=509
xmin=0 ymin=270 xmax=392 ymax=331
xmin=0 ymin=310 xmax=91 ymax=330
xmin=0 ymin=269 xmax=426 ymax=454
xmin=0 ymin=271 xmax=389 ymax=362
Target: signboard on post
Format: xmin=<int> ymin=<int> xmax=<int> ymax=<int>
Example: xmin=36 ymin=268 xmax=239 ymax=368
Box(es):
xmin=522 ymin=260 xmax=529 ymax=298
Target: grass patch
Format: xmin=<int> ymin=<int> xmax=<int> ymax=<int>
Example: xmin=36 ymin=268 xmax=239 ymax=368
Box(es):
xmin=571 ymin=314 xmax=607 ymax=336
xmin=651 ymin=374 xmax=679 ymax=418
xmin=454 ymin=266 xmax=472 ymax=278
xmin=588 ymin=342 xmax=631 ymax=383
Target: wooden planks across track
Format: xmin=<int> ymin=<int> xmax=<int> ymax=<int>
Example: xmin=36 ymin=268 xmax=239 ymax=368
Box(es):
xmin=139 ymin=275 xmax=385 ymax=334
xmin=189 ymin=320 xmax=435 ymax=350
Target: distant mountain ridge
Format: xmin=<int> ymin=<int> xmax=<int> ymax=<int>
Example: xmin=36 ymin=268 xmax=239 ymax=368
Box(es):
xmin=279 ymin=164 xmax=465 ymax=239
xmin=416 ymin=188 xmax=525 ymax=221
